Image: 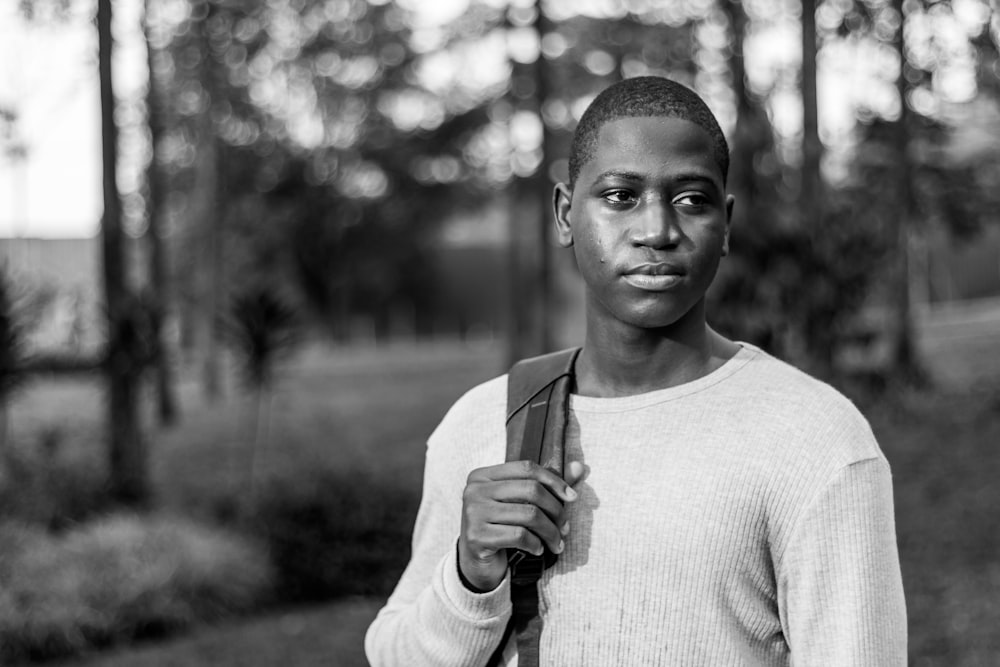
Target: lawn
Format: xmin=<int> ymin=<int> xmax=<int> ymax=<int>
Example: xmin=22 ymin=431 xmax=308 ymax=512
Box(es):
xmin=10 ymin=327 xmax=1000 ymax=666
xmin=46 ymin=598 xmax=383 ymax=667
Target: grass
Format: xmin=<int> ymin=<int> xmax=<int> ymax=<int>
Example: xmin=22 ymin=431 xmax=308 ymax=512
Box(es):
xmin=45 ymin=598 xmax=382 ymax=667
xmin=9 ymin=331 xmax=1000 ymax=666
xmin=150 ymin=340 xmax=505 ymax=517
xmin=872 ymin=388 xmax=1000 ymax=665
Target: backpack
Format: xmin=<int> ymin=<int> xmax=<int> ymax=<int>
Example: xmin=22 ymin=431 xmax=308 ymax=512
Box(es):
xmin=487 ymin=347 xmax=582 ymax=667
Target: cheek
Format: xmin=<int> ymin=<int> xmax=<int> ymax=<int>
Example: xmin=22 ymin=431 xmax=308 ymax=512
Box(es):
xmin=575 ymin=231 xmax=612 ymax=273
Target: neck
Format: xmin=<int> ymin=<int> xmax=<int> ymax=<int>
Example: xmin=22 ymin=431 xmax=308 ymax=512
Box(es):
xmin=575 ymin=301 xmax=738 ymax=398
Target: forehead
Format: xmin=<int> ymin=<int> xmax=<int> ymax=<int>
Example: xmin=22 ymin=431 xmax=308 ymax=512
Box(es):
xmin=583 ymin=116 xmax=721 ymax=184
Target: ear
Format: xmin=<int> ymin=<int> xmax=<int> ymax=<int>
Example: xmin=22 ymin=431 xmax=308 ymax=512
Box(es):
xmin=553 ymin=183 xmax=574 ymax=248
xmin=722 ymin=194 xmax=735 ymax=256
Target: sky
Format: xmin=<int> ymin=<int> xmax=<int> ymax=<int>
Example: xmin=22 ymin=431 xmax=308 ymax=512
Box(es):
xmin=0 ymin=0 xmax=150 ymax=238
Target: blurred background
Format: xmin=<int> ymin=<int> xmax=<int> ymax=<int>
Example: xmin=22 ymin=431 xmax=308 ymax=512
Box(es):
xmin=1 ymin=0 xmax=998 ymax=664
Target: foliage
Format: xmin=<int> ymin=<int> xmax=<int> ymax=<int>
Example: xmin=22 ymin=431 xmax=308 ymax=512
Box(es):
xmin=149 ymin=0 xmax=496 ymax=338
xmin=0 ymin=268 xmax=28 ymax=403
xmin=0 ymin=427 xmax=111 ymax=530
xmin=250 ymin=468 xmax=418 ymax=603
xmin=221 ymin=287 xmax=299 ymax=388
xmin=709 ymin=109 xmax=894 ymax=377
xmin=0 ymin=514 xmax=273 ymax=664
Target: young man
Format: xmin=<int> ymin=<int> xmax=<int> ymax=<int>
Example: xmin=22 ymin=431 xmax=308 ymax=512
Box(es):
xmin=365 ymin=76 xmax=907 ymax=666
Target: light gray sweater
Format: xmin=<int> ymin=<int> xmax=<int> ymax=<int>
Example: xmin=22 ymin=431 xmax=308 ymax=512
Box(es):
xmin=365 ymin=344 xmax=907 ymax=666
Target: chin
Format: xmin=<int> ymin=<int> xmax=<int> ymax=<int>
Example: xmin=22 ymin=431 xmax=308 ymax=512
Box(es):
xmin=614 ymin=304 xmax=693 ymax=331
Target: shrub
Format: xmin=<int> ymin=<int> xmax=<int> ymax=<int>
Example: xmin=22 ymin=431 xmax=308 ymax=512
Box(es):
xmin=0 ymin=514 xmax=273 ymax=663
xmin=251 ymin=468 xmax=418 ymax=603
xmin=0 ymin=428 xmax=111 ymax=530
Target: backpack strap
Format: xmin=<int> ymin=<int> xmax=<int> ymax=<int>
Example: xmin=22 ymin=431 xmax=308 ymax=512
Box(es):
xmin=487 ymin=347 xmax=580 ymax=667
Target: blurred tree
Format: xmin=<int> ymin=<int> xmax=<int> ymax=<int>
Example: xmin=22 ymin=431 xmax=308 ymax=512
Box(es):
xmin=148 ymin=0 xmax=498 ymax=346
xmin=708 ymin=0 xmax=897 ymax=380
xmin=0 ymin=269 xmax=28 ymax=452
xmin=884 ymin=0 xmax=922 ymax=380
xmin=800 ymin=0 xmax=821 ymax=220
xmin=221 ymin=286 xmax=298 ymax=495
xmin=98 ymin=0 xmax=148 ymax=505
xmin=710 ymin=0 xmax=789 ymax=356
xmin=820 ymin=0 xmax=1000 ymax=380
xmin=506 ymin=0 xmax=554 ymax=362
xmin=143 ymin=0 xmax=180 ymax=425
xmin=0 ymin=107 xmax=19 ymax=157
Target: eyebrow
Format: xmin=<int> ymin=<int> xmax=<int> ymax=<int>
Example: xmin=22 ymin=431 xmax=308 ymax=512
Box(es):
xmin=593 ymin=169 xmax=719 ymax=186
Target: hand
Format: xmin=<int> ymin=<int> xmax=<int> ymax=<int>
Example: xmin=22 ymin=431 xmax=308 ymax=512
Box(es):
xmin=458 ymin=460 xmax=586 ymax=592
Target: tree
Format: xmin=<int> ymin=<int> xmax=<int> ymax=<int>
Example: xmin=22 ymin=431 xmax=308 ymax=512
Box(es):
xmin=0 ymin=269 xmax=28 ymax=452
xmin=506 ymin=0 xmax=555 ymax=362
xmin=98 ymin=0 xmax=148 ymax=505
xmin=143 ymin=0 xmax=179 ymax=424
xmin=800 ymin=0 xmax=822 ymax=225
xmin=222 ymin=286 xmax=298 ymax=496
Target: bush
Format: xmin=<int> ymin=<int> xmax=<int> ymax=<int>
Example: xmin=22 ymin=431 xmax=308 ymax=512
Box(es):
xmin=0 ymin=428 xmax=111 ymax=530
xmin=0 ymin=514 xmax=273 ymax=664
xmin=251 ymin=468 xmax=418 ymax=603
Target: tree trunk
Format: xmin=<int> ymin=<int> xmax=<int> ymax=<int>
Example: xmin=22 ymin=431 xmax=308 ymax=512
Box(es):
xmin=506 ymin=0 xmax=554 ymax=365
xmin=249 ymin=381 xmax=272 ymax=500
xmin=192 ymin=11 xmax=224 ymax=401
xmin=799 ymin=0 xmax=836 ymax=375
xmin=726 ymin=0 xmax=753 ymax=222
xmin=800 ymin=0 xmax=821 ymax=219
xmin=0 ymin=403 xmax=8 ymax=453
xmin=144 ymin=0 xmax=180 ymax=425
xmin=535 ymin=3 xmax=555 ymax=355
xmin=99 ymin=0 xmax=147 ymax=505
xmin=886 ymin=0 xmax=922 ymax=380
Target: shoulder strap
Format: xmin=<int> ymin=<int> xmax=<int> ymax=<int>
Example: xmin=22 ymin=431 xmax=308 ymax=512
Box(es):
xmin=505 ymin=347 xmax=580 ymax=473
xmin=487 ymin=347 xmax=580 ymax=667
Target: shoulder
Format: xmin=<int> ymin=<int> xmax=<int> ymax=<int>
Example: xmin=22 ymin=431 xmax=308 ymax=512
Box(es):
xmin=730 ymin=344 xmax=883 ymax=468
xmin=434 ymin=373 xmax=507 ymax=434
xmin=425 ymin=373 xmax=508 ymax=471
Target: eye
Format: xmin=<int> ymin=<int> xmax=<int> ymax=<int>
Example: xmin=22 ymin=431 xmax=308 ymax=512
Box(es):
xmin=673 ymin=192 xmax=709 ymax=208
xmin=602 ymin=189 xmax=636 ymax=205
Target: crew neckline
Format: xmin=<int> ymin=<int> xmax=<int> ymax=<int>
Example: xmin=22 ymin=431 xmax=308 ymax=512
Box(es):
xmin=569 ymin=342 xmax=760 ymax=413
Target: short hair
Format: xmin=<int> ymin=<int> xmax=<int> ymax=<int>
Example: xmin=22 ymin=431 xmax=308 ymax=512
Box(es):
xmin=568 ymin=76 xmax=730 ymax=188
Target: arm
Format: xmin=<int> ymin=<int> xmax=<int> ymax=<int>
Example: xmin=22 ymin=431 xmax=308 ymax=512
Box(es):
xmin=364 ymin=438 xmax=513 ymax=667
xmin=777 ymin=457 xmax=908 ymax=666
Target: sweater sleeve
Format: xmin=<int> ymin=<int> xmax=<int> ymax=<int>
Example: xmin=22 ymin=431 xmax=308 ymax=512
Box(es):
xmin=364 ymin=417 xmax=512 ymax=667
xmin=777 ymin=457 xmax=907 ymax=666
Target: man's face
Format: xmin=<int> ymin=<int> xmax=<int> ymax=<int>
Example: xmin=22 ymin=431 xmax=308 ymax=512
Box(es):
xmin=554 ymin=116 xmax=734 ymax=332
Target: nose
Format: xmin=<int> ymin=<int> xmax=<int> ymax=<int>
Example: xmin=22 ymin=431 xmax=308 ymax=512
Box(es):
xmin=630 ymin=198 xmax=682 ymax=249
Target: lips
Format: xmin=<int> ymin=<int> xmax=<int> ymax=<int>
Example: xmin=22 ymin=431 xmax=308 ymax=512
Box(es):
xmin=621 ymin=263 xmax=684 ymax=291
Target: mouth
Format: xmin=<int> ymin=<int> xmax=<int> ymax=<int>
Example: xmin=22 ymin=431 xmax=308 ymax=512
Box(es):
xmin=621 ymin=264 xmax=684 ymax=291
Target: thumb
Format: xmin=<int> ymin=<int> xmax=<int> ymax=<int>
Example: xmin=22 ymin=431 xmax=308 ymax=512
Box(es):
xmin=564 ymin=460 xmax=587 ymax=488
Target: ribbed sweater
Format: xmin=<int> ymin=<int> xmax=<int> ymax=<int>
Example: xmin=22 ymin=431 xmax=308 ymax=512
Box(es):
xmin=365 ymin=344 xmax=907 ymax=666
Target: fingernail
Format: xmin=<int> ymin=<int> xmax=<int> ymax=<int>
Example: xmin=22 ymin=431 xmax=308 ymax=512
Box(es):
xmin=556 ymin=540 xmax=564 ymax=553
xmin=561 ymin=522 xmax=570 ymax=536
xmin=565 ymin=486 xmax=578 ymax=501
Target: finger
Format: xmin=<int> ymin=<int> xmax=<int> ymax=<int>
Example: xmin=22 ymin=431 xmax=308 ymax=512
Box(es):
xmin=483 ymin=460 xmax=579 ymax=503
xmin=486 ymin=502 xmax=564 ymax=554
xmin=564 ymin=460 xmax=587 ymax=487
xmin=556 ymin=461 xmax=587 ymax=538
xmin=490 ymin=479 xmax=564 ymax=522
xmin=477 ymin=522 xmax=547 ymax=557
